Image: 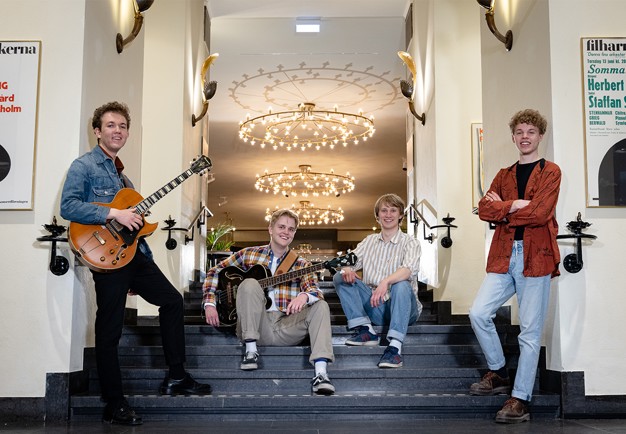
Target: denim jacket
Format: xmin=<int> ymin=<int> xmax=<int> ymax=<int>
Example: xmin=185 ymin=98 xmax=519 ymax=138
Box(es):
xmin=60 ymin=145 xmax=152 ymax=259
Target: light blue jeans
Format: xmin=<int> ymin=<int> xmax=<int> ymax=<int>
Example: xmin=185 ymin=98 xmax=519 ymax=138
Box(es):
xmin=469 ymin=240 xmax=551 ymax=402
xmin=333 ymin=272 xmax=420 ymax=343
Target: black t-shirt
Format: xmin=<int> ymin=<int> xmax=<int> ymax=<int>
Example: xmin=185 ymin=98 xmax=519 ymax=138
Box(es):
xmin=514 ymin=160 xmax=540 ymax=240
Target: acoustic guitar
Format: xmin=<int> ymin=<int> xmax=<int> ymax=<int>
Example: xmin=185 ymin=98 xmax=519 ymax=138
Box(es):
xmin=215 ymin=252 xmax=357 ymax=326
xmin=68 ymin=155 xmax=212 ymax=272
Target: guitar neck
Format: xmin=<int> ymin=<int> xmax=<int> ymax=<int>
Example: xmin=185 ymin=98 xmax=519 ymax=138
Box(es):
xmin=258 ymin=262 xmax=326 ymax=288
xmin=134 ymin=168 xmax=196 ymax=215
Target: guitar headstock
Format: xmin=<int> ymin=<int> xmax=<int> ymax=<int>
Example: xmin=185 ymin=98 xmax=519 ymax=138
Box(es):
xmin=190 ymin=155 xmax=212 ymax=174
xmin=323 ymin=252 xmax=357 ymax=270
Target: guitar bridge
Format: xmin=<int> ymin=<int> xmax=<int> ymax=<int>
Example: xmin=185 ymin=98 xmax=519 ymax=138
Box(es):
xmin=93 ymin=231 xmax=106 ymax=245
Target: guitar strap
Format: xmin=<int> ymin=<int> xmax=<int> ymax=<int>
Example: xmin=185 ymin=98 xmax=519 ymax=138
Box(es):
xmin=275 ymin=249 xmax=299 ymax=276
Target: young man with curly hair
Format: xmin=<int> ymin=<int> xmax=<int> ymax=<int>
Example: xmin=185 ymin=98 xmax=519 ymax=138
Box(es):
xmin=468 ymin=109 xmax=561 ymax=423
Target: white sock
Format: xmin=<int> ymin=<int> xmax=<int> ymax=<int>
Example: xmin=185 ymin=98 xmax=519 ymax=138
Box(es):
xmin=365 ymin=324 xmax=376 ymax=335
xmin=245 ymin=340 xmax=257 ymax=354
xmin=389 ymin=338 xmax=402 ymax=355
xmin=314 ymin=359 xmax=328 ymax=376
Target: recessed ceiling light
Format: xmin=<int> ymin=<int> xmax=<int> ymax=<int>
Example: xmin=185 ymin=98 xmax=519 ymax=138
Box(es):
xmin=296 ymin=18 xmax=320 ymax=33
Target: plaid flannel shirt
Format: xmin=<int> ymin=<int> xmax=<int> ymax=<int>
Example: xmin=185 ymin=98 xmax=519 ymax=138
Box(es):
xmin=202 ymin=245 xmax=322 ymax=312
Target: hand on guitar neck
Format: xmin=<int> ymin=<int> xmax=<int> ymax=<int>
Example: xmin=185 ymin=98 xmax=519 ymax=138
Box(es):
xmin=107 ymin=207 xmax=144 ymax=231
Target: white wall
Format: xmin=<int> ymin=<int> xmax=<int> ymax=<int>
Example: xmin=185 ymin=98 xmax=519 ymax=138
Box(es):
xmin=0 ymin=0 xmax=87 ymax=396
xmin=432 ymin=0 xmax=486 ymax=313
xmin=547 ymin=0 xmax=626 ymax=395
xmin=409 ymin=0 xmax=485 ymax=312
xmin=0 ymin=0 xmax=207 ymax=398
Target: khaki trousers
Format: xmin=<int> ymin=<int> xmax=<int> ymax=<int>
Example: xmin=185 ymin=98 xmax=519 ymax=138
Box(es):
xmin=236 ymin=278 xmax=335 ymax=364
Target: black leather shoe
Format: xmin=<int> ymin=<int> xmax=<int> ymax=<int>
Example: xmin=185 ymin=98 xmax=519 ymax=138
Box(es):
xmin=102 ymin=400 xmax=143 ymax=425
xmin=160 ymin=373 xmax=212 ymax=396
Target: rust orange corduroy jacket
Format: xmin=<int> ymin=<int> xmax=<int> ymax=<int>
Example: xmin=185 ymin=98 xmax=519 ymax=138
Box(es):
xmin=478 ymin=159 xmax=561 ymax=278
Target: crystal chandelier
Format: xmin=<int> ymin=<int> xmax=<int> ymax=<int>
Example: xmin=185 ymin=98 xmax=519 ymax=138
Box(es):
xmin=265 ymin=201 xmax=345 ymax=226
xmin=239 ymin=102 xmax=375 ymax=151
xmin=255 ymin=165 xmax=355 ymax=198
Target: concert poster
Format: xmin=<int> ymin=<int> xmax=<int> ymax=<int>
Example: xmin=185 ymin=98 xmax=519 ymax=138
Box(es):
xmin=581 ymin=37 xmax=626 ymax=207
xmin=0 ymin=41 xmax=41 ymax=210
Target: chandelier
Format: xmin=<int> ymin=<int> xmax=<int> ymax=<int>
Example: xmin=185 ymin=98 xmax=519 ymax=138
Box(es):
xmin=239 ymin=102 xmax=375 ymax=151
xmin=265 ymin=201 xmax=345 ymax=226
xmin=255 ymin=165 xmax=355 ymax=198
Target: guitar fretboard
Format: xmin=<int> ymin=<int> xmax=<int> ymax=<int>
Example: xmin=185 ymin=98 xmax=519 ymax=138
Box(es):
xmin=258 ymin=262 xmax=326 ymax=288
xmin=134 ymin=169 xmax=195 ymax=215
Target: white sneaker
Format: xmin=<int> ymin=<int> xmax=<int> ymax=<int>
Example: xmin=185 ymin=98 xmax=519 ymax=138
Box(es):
xmin=240 ymin=351 xmax=259 ymax=370
xmin=311 ymin=372 xmax=335 ymax=395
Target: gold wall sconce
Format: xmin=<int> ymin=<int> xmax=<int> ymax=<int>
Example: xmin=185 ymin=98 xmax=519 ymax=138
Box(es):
xmin=397 ymin=51 xmax=425 ymax=126
xmin=477 ymin=0 xmax=513 ymax=51
xmin=192 ymin=53 xmax=219 ymax=127
xmin=116 ymin=0 xmax=154 ymax=54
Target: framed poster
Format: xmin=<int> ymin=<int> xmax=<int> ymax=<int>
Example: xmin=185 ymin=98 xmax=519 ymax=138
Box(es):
xmin=581 ymin=37 xmax=626 ymax=207
xmin=471 ymin=123 xmax=484 ymax=211
xmin=0 ymin=40 xmax=41 ymax=210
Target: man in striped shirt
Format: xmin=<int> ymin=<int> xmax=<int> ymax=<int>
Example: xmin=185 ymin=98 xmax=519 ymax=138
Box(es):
xmin=333 ymin=193 xmax=422 ymax=368
xmin=203 ymin=208 xmax=335 ymax=395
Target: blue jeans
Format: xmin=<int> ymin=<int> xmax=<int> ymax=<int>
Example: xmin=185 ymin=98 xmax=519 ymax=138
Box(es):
xmin=333 ymin=272 xmax=420 ymax=342
xmin=469 ymin=241 xmax=551 ymax=401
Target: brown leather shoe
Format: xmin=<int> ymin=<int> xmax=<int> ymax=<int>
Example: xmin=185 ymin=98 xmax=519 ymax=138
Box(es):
xmin=469 ymin=371 xmax=511 ymax=396
xmin=495 ymin=397 xmax=530 ymax=423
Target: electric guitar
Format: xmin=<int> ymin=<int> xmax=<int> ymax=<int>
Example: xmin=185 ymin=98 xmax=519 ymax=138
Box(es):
xmin=215 ymin=252 xmax=357 ymax=326
xmin=68 ymin=155 xmax=212 ymax=272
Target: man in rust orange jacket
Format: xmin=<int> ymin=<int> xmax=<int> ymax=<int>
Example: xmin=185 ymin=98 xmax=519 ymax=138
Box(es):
xmin=467 ymin=109 xmax=561 ymax=424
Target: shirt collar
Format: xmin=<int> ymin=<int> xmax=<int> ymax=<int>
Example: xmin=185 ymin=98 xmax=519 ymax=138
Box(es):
xmin=98 ymin=144 xmax=125 ymax=175
xmin=376 ymin=228 xmax=402 ymax=244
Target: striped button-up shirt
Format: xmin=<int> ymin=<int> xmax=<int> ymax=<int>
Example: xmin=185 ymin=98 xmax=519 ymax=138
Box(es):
xmin=351 ymin=229 xmax=421 ymax=299
xmin=202 ymin=245 xmax=322 ymax=312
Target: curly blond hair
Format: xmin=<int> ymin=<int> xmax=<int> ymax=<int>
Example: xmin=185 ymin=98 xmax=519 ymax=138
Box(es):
xmin=508 ymin=109 xmax=547 ymax=135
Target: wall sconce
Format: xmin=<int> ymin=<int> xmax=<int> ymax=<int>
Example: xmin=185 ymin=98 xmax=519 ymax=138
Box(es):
xmin=556 ymin=212 xmax=597 ymax=273
xmin=161 ymin=206 xmax=214 ymax=250
xmin=397 ymin=51 xmax=425 ymax=125
xmin=406 ymin=205 xmax=457 ymax=248
xmin=36 ymin=217 xmax=70 ymax=276
xmin=477 ymin=0 xmax=513 ymax=51
xmin=218 ymin=196 xmax=228 ymax=207
xmin=116 ymin=0 xmax=155 ymax=54
xmin=192 ymin=53 xmax=219 ymax=127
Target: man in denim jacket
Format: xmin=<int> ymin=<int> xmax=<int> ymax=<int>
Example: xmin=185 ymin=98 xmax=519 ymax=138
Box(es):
xmin=61 ymin=102 xmax=211 ymax=425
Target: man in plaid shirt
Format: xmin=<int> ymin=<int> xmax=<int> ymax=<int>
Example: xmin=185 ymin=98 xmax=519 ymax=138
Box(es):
xmin=203 ymin=208 xmax=335 ymax=395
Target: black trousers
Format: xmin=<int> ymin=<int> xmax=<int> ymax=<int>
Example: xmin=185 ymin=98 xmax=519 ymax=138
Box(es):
xmin=91 ymin=251 xmax=186 ymax=403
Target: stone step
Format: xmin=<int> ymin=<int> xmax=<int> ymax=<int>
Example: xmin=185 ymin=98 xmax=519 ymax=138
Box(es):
xmin=70 ymin=393 xmax=560 ymax=422
xmin=83 ymin=343 xmax=521 ymax=370
xmin=84 ymin=366 xmax=534 ymax=395
xmin=119 ymin=324 xmax=520 ymax=346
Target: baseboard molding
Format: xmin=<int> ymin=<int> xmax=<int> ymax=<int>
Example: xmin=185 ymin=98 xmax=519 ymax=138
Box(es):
xmin=0 ymin=397 xmax=44 ymax=423
xmin=540 ymin=364 xmax=626 ymax=418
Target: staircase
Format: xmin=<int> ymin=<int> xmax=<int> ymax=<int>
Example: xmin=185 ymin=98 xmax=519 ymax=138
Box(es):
xmin=69 ymin=282 xmax=560 ymax=421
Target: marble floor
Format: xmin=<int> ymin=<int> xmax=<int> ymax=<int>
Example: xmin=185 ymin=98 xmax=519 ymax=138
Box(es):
xmin=3 ymin=419 xmax=626 ymax=433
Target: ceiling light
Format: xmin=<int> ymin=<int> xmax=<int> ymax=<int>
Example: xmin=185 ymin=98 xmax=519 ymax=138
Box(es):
xmin=239 ymin=102 xmax=375 ymax=152
xmin=265 ymin=201 xmax=345 ymax=226
xmin=255 ymin=164 xmax=355 ymax=198
xmin=296 ymin=18 xmax=321 ymax=33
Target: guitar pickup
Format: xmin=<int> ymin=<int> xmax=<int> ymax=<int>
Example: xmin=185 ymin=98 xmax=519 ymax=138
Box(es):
xmin=104 ymin=222 xmax=120 ymax=241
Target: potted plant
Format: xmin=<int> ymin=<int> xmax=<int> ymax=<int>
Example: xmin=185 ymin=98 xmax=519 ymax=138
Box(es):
xmin=206 ymin=222 xmax=235 ymax=269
